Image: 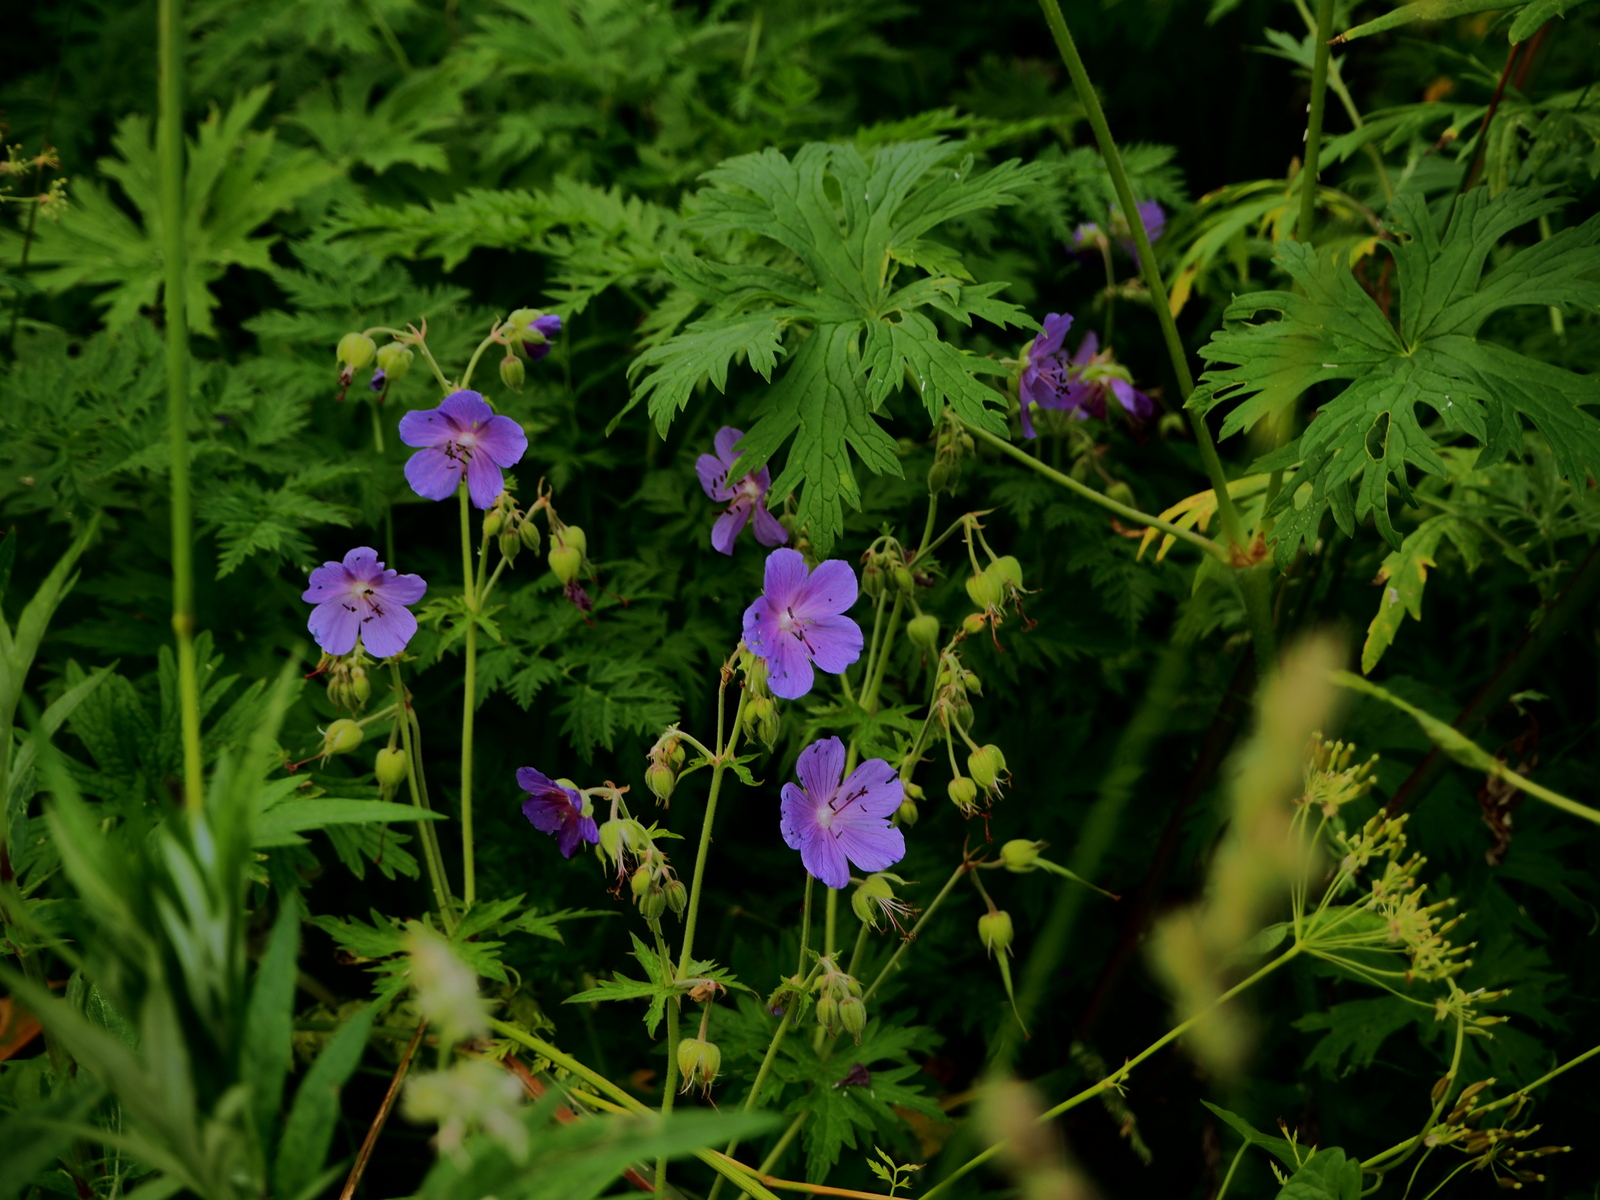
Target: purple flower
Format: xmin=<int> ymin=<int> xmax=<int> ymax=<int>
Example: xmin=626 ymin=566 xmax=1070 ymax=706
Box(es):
xmin=369 ymin=369 xmax=387 ymax=393
xmin=696 ymin=426 xmax=789 ymax=555
xmin=1057 ymin=331 xmax=1155 ymax=421
xmin=780 ymin=737 xmax=905 ymax=889
xmin=742 ymin=549 xmax=863 ymax=700
xmin=302 ymin=547 xmax=427 ymax=659
xmin=517 ymin=767 xmax=598 ymax=858
xmin=1116 ymin=200 xmax=1167 ymax=259
xmin=1018 ymin=312 xmax=1075 ymax=439
xmin=511 ymin=313 xmax=562 ymax=362
xmin=398 ymin=390 xmax=528 ymax=509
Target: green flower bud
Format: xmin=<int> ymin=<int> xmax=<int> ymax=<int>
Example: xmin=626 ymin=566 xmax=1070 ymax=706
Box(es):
xmin=902 ymin=778 xmax=924 ymax=802
xmin=961 ymin=612 xmax=987 ymax=635
xmin=892 ymin=565 xmax=916 ymax=596
xmin=999 ymin=839 xmax=1042 ymax=873
xmin=992 ymin=555 xmax=1024 ymax=591
xmin=483 ymin=509 xmax=505 ymax=537
xmin=631 ymin=864 xmax=653 ymax=899
xmin=664 ymin=878 xmax=687 ymax=916
xmin=895 ymin=796 xmax=920 ymax=826
xmin=851 ymin=873 xmax=897 ymax=925
xmin=646 ymin=761 xmax=676 ymax=804
xmin=965 ymin=571 xmax=1003 ymax=611
xmin=599 ymin=819 xmax=627 ymax=865
xmin=519 ymin=520 xmax=542 ymax=555
xmin=560 ymin=526 xmax=588 ymax=556
xmin=948 ymin=776 xmax=978 ymax=812
xmin=978 ymin=909 xmax=1014 ymax=956
xmin=336 ymin=332 xmax=376 ymax=372
xmin=500 ymin=354 xmax=526 ymax=391
xmin=374 ymin=746 xmax=410 ymax=790
xmin=815 ymin=995 xmax=838 ymax=1032
xmin=549 ymin=544 xmax=583 ymax=585
xmin=350 ymin=665 xmax=371 ymax=707
xmin=961 ymin=669 xmax=982 ymax=696
xmin=499 ymin=530 xmax=521 ymax=562
xmin=375 ymin=342 xmax=413 ymax=383
xmin=862 ymin=558 xmax=885 ymax=599
xmin=757 ymin=699 xmax=781 ymax=748
xmin=839 ymin=995 xmax=867 ymax=1038
xmin=968 ymin=744 xmax=1006 ymax=790
xmin=742 ymin=695 xmax=770 ymax=740
xmin=639 ymin=887 xmax=667 ymax=922
xmin=1106 ymin=481 xmax=1135 ymax=509
xmin=321 ymin=718 xmax=364 ymax=758
xmin=907 ymin=614 xmax=940 ymax=653
xmin=676 ymin=1037 xmax=721 ymax=1092
xmin=744 ymin=654 xmax=770 ymax=698
xmin=927 ymin=458 xmax=953 ymax=494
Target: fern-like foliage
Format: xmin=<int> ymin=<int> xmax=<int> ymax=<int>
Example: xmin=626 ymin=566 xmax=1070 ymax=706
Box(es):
xmin=1191 ymin=186 xmax=1600 ymax=564
xmin=621 ymin=140 xmax=1048 ymax=553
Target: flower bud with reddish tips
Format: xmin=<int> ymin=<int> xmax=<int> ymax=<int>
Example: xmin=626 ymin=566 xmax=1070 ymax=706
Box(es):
xmin=961 ymin=612 xmax=987 ymax=636
xmin=948 ymin=776 xmax=978 ymax=812
xmin=337 ymin=332 xmax=376 ymax=373
xmin=677 ymin=1037 xmax=721 ymax=1093
xmin=968 ymin=744 xmax=1007 ymax=791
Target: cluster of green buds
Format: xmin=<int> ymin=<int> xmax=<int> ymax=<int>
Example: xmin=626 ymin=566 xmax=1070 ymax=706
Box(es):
xmin=629 ymin=849 xmax=687 ymax=922
xmin=929 ymin=648 xmax=991 ymax=813
xmin=1419 ymin=1078 xmax=1567 ymax=1188
xmin=1299 ymin=734 xmax=1380 ymax=818
xmin=547 ymin=522 xmax=588 ymax=586
xmin=895 ymin=777 xmax=923 ymax=826
xmin=334 ymin=331 xmax=415 ymax=399
xmin=644 ymin=730 xmax=686 ymax=804
xmin=676 ymin=1036 xmax=722 ymax=1095
xmin=314 ymin=648 xmax=374 ymax=711
xmin=813 ymin=957 xmax=867 ymax=1040
xmin=851 ymin=872 xmax=916 ymax=934
xmin=964 ymin=554 xmax=1028 ymax=629
xmin=482 ymin=489 xmax=543 ymax=566
xmin=928 ymin=410 xmax=975 ymax=495
xmin=859 ymin=538 xmax=919 ymax=602
xmin=739 ymin=651 xmax=781 ymax=749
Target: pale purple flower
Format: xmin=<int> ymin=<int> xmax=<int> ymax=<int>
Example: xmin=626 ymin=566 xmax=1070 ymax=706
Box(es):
xmin=1018 ymin=312 xmax=1075 ymax=439
xmin=780 ymin=737 xmax=904 ymax=889
xmin=512 ymin=313 xmax=562 ymax=362
xmin=302 ymin=547 xmax=427 ymax=659
xmin=696 ymin=426 xmax=789 ymax=555
xmin=1058 ymin=331 xmax=1155 ymax=421
xmin=398 ymin=390 xmax=528 ymax=509
xmin=742 ymin=549 xmax=863 ymax=700
xmin=517 ymin=767 xmax=598 ymax=858
xmin=1117 ymin=200 xmax=1167 ymax=260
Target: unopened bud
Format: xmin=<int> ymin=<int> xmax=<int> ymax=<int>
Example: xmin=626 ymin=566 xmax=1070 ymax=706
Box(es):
xmin=902 ymin=779 xmax=924 ymax=802
xmin=599 ymin=819 xmax=627 ymax=865
xmin=961 ymin=669 xmax=982 ymax=696
xmin=862 ymin=558 xmax=885 ymax=599
xmin=815 ymin=995 xmax=838 ymax=1031
xmin=895 ymin=797 xmax=919 ymax=826
xmin=676 ymin=1037 xmax=721 ymax=1091
xmin=966 ymin=571 xmax=1003 ymax=611
xmin=500 ymin=355 xmax=525 ymax=390
xmin=744 ymin=654 xmax=770 ymax=698
xmin=631 ymin=865 xmax=653 ymax=899
xmin=665 ymin=878 xmax=687 ymax=916
xmin=907 ymin=614 xmax=940 ymax=653
xmin=839 ymin=995 xmax=867 ymax=1038
xmin=646 ymin=760 xmax=676 ymax=803
xmin=321 ymin=718 xmax=364 ymax=758
xmin=374 ymin=342 xmax=412 ymax=383
xmin=336 ymin=332 xmax=376 ymax=372
xmin=1000 ymin=839 xmax=1042 ymax=873
xmin=519 ymin=521 xmax=542 ymax=555
xmin=968 ymin=744 xmax=1006 ymax=790
xmin=560 ymin=526 xmax=588 ymax=556
xmin=961 ymin=612 xmax=987 ymax=635
xmin=928 ymin=459 xmax=953 ymax=494
xmin=640 ymin=887 xmax=667 ymax=921
xmin=892 ymin=565 xmax=915 ymax=595
xmin=483 ymin=509 xmax=505 ymax=537
xmin=375 ymin=746 xmax=410 ymax=790
xmin=978 ymin=909 xmax=1014 ymax=955
xmin=350 ymin=666 xmax=371 ymax=707
xmin=549 ymin=544 xmax=583 ymax=585
xmin=948 ymin=776 xmax=978 ymax=811
xmin=499 ymin=530 xmax=521 ymax=562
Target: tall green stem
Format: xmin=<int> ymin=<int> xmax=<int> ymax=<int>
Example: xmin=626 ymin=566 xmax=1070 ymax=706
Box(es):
xmin=1297 ymin=0 xmax=1337 ymax=244
xmin=158 ymin=0 xmax=204 ymax=816
xmin=678 ymin=687 xmax=748 ymax=975
xmin=458 ymin=486 xmax=478 ymax=906
xmin=1035 ymin=0 xmax=1247 ymax=554
xmin=389 ymin=662 xmax=455 ymax=927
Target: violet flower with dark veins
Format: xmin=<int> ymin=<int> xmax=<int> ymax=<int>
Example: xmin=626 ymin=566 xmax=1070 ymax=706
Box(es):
xmin=398 ymin=390 xmax=528 ymax=509
xmin=780 ymin=736 xmax=905 ymax=889
xmin=302 ymin=547 xmax=426 ymax=659
xmin=742 ymin=549 xmax=863 ymax=700
xmin=1017 ymin=312 xmax=1075 ymax=439
xmin=697 ymin=426 xmax=788 ymax=555
xmin=517 ymin=767 xmax=598 ymax=858
xmin=1059 ymin=331 xmax=1154 ymax=421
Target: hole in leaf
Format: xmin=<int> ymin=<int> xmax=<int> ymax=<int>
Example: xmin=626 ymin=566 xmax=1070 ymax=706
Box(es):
xmin=1365 ymin=412 xmax=1391 ymax=462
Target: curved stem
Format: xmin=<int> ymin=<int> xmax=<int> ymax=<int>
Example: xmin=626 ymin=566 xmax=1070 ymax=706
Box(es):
xmin=159 ymin=0 xmax=204 ymax=817
xmin=416 ymin=339 xmax=455 ymax=395
xmin=962 ymin=420 xmax=1227 ymax=560
xmin=1035 ymin=0 xmax=1247 ymax=552
xmin=459 ymin=331 xmax=502 ymax=394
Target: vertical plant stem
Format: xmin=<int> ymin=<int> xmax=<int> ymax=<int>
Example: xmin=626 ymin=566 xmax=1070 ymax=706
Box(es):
xmin=1297 ymin=0 xmax=1337 ymax=244
xmin=389 ymin=662 xmax=455 ymax=926
xmin=678 ymin=688 xmax=748 ymax=975
xmin=159 ymin=0 xmax=204 ymax=817
xmin=458 ymin=486 xmax=478 ymax=907
xmin=654 ymin=924 xmax=681 ymax=1197
xmin=797 ymin=874 xmax=813 ymax=971
xmin=1035 ymin=0 xmax=1246 ymax=554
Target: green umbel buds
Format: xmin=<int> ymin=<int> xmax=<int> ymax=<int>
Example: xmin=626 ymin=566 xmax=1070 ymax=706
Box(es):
xmin=978 ymin=909 xmax=1015 ymax=956
xmin=336 ymin=332 xmax=376 ymax=373
xmin=320 ymin=718 xmax=364 ymax=758
xmin=907 ymin=614 xmax=940 ymax=653
xmin=1000 ymin=838 xmax=1042 ymax=872
xmin=948 ymin=776 xmax=978 ymax=812
xmin=375 ymin=746 xmax=410 ymax=790
xmin=499 ymin=354 xmax=525 ymax=391
xmin=375 ymin=342 xmax=413 ymax=383
xmin=968 ymin=744 xmax=1007 ymax=790
xmin=676 ymin=1037 xmax=721 ymax=1093
xmin=743 ymin=695 xmax=780 ymax=748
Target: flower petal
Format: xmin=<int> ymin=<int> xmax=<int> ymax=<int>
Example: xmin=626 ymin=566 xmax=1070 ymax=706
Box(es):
xmin=779 ymin=782 xmax=813 ymax=851
xmin=398 ymin=408 xmax=459 ymax=449
xmin=522 ymin=795 xmax=565 ymax=834
xmin=307 ymin=599 xmax=360 ymax=656
xmin=800 ymin=827 xmax=851 ymax=889
xmin=741 ymin=597 xmax=778 ymax=658
xmin=696 ymin=452 xmax=735 ymax=501
xmin=1072 ymin=331 xmax=1099 ymax=366
xmin=359 ymin=603 xmax=418 ymax=660
xmin=835 ymin=819 xmax=905 ymax=877
xmin=839 ymin=759 xmax=903 ymax=818
xmin=439 ymin=390 xmax=494 ymax=427
xmin=712 ymin=426 xmax=744 ymax=466
xmin=303 ymin=561 xmax=352 ymax=603
xmin=476 ymin=414 xmax=529 ymax=469
xmin=517 ymin=767 xmax=559 ymax=795
xmin=791 ymin=558 xmax=857 ymax=619
xmin=795 ymin=737 xmax=846 ymax=802
xmin=764 ymin=633 xmax=816 ymax=700
xmin=750 ymin=503 xmax=789 ymax=548
xmin=800 ymin=614 xmax=862 ymax=675
xmin=711 ymin=503 xmax=751 ymax=555
xmin=373 ymin=570 xmax=427 ymax=606
xmin=405 ymin=446 xmax=465 ymax=501
xmin=464 ymin=451 xmax=506 ymax=510
xmin=761 ymin=548 xmax=810 ymax=609
xmin=532 ymin=314 xmax=562 ymax=338
xmin=1032 ymin=312 xmax=1072 ymax=361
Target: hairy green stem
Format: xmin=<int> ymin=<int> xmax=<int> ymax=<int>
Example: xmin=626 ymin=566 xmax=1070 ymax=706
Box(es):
xmin=389 ymin=662 xmax=455 ymax=927
xmin=962 ymin=420 xmax=1227 ymax=560
xmin=655 ymin=925 xmax=682 ymax=1196
xmin=678 ymin=687 xmax=749 ymax=975
xmin=158 ymin=0 xmax=204 ymax=817
xmin=458 ymin=486 xmax=479 ymax=906
xmin=1035 ymin=0 xmax=1247 ymax=553
xmin=1297 ymin=0 xmax=1337 ymax=244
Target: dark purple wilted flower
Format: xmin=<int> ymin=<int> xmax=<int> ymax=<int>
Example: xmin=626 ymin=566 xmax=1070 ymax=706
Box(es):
xmin=696 ymin=426 xmax=789 ymax=555
xmin=1018 ymin=312 xmax=1075 ymax=439
xmin=563 ymin=581 xmax=593 ymax=613
xmin=1058 ymin=331 xmax=1154 ymax=421
xmin=743 ymin=549 xmax=863 ymax=700
xmin=517 ymin=767 xmax=598 ymax=858
xmin=508 ymin=310 xmax=562 ymax=362
xmin=369 ymin=369 xmax=387 ymax=393
xmin=780 ymin=737 xmax=904 ymax=889
xmin=302 ymin=547 xmax=427 ymax=659
xmin=398 ymin=390 xmax=528 ymax=509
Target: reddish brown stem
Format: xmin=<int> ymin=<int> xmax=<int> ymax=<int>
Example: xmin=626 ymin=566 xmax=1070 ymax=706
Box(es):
xmin=338 ymin=1020 xmax=426 ymax=1200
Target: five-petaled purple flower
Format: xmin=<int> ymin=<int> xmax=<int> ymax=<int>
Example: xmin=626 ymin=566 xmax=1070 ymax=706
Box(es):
xmin=302 ymin=547 xmax=427 ymax=659
xmin=1057 ymin=331 xmax=1154 ymax=422
xmin=517 ymin=767 xmax=598 ymax=858
xmin=780 ymin=737 xmax=905 ymax=889
xmin=743 ymin=549 xmax=863 ymax=700
xmin=398 ymin=390 xmax=528 ymax=509
xmin=1018 ymin=312 xmax=1076 ymax=439
xmin=512 ymin=313 xmax=562 ymax=362
xmin=697 ymin=426 xmax=789 ymax=555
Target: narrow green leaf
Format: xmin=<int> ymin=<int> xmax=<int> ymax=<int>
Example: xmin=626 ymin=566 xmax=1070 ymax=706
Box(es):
xmin=273 ymin=1005 xmax=378 ymax=1200
xmin=241 ymin=893 xmax=300 ymax=1146
xmin=1336 ymin=0 xmax=1510 ymax=43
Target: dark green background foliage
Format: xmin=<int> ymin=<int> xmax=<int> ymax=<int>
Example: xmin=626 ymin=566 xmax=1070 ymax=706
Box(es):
xmin=1 ymin=0 xmax=1598 ymax=1198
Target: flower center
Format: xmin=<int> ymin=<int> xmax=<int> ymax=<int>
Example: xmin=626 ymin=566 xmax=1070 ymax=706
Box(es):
xmin=776 ymin=606 xmax=798 ymax=634
xmin=815 ymin=802 xmax=835 ymax=830
xmin=737 ymin=476 xmax=762 ymax=501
